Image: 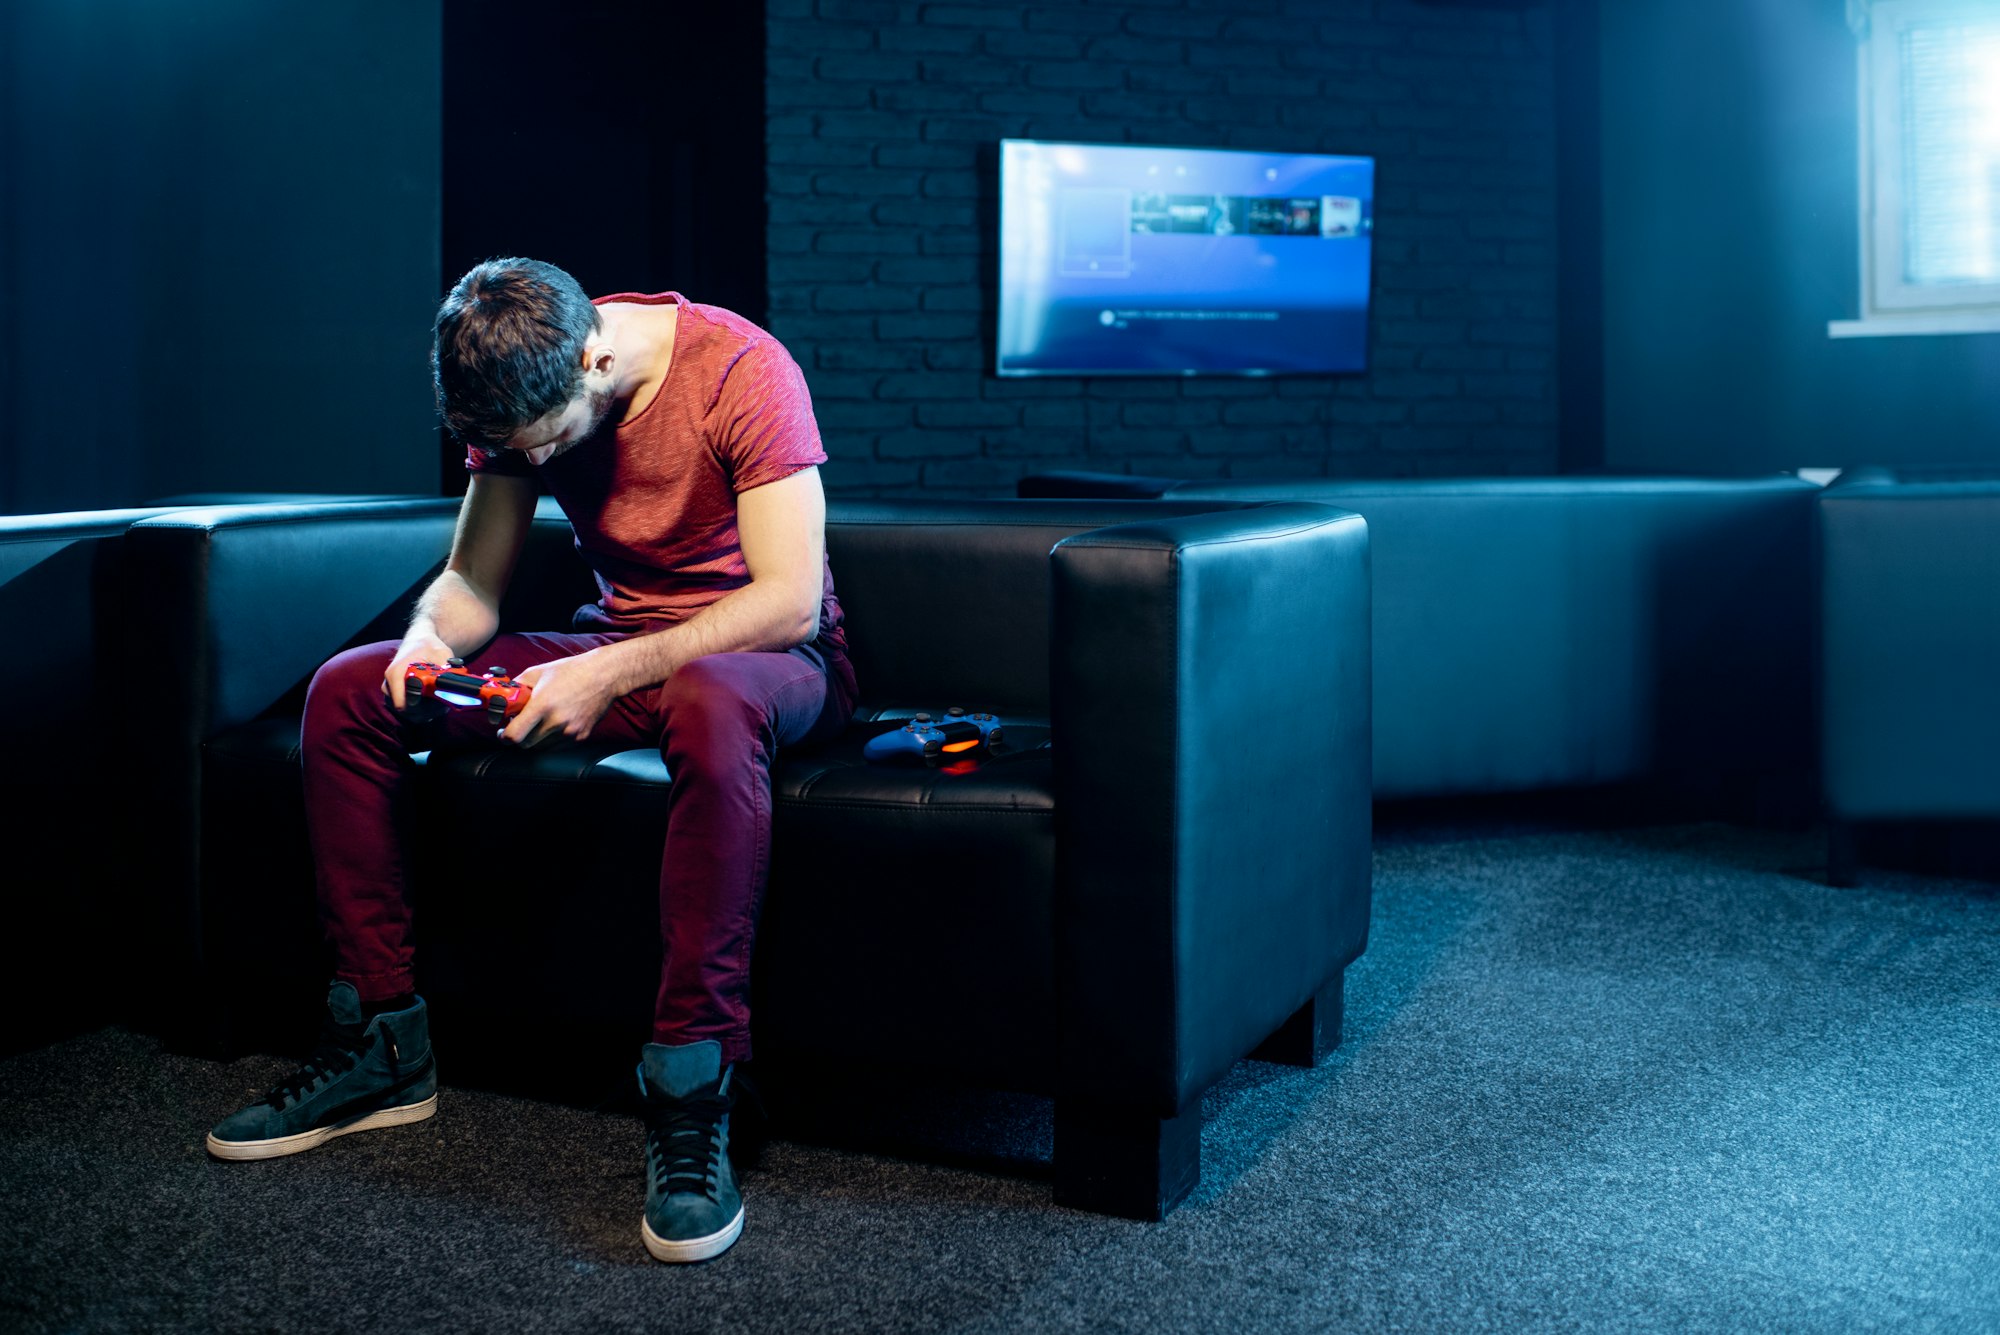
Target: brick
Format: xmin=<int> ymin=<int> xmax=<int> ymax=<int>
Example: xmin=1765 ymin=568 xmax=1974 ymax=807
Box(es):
xmin=1413 ymin=402 xmax=1498 ymax=426
xmin=878 ymin=370 xmax=986 ymax=399
xmin=1180 ymin=379 xmax=1269 ymax=398
xmin=801 ymin=370 xmax=882 ymax=400
xmin=1124 ymin=66 xmax=1225 ymax=94
xmin=875 ymin=141 xmax=977 ymax=169
xmin=817 ymin=0 xmax=902 ymax=19
xmin=873 ymin=85 xmax=979 ymax=114
xmin=875 ymin=255 xmax=979 ymax=284
xmin=922 ymin=116 xmax=1008 ymax=141
xmin=769 ymin=255 xmax=872 ymax=285
xmin=1027 ymin=62 xmax=1126 ymax=90
xmin=978 ymin=90 xmax=1082 ymax=117
xmin=1193 ymin=427 xmax=1319 ymax=456
xmin=982 ymin=377 xmax=1084 ymax=398
xmin=1461 ymin=374 xmax=1548 ymax=401
xmin=1084 ymin=35 xmax=1187 ymax=65
xmin=815 ymin=170 xmax=924 ymax=197
xmin=874 ymin=198 xmax=977 ymax=228
xmin=916 ymin=402 xmax=1020 ymax=428
xmin=770 ymin=23 xmax=874 ymax=50
xmin=1326 ymin=400 xmax=1409 ymax=425
xmin=923 ymin=459 xmax=1030 ymax=491
xmin=810 ymin=401 xmax=918 ymax=431
xmin=769 ymin=82 xmax=872 ymax=110
xmin=921 ymin=288 xmax=988 ymax=312
xmin=1508 ymin=350 xmax=1553 ymax=373
xmin=1083 ymin=92 xmax=1183 ymax=122
xmin=766 ymin=198 xmax=874 ymax=226
xmin=980 ymin=30 xmax=1081 ymax=59
xmin=1221 ymin=399 xmax=1323 ymax=426
xmin=1027 ymin=8 xmax=1124 ymax=34
xmin=814 ymin=284 xmax=921 ymax=313
xmin=920 ymin=56 xmax=1017 ymax=86
xmin=816 ymin=230 xmax=922 ymax=254
xmin=1468 ymin=320 xmax=1554 ymax=348
xmin=1184 ymin=96 xmax=1278 ymax=126
xmin=878 ymin=430 xmax=980 ymax=459
xmin=768 ymin=139 xmax=876 ymax=168
xmin=1225 ymin=72 xmax=1320 ymax=99
xmin=815 ymin=52 xmax=923 ymax=82
xmin=1084 ymin=428 xmax=1188 ymax=456
xmin=926 ymin=344 xmax=988 ymax=370
xmin=1371 ymin=373 xmax=1459 ymax=399
xmin=815 ymin=112 xmax=923 ymax=140
xmin=1378 ymin=320 xmax=1465 ymax=346
xmin=1124 ymin=10 xmax=1229 ymax=39
xmin=983 ymin=428 xmax=1086 ymax=458
xmin=878 ymin=25 xmax=984 ymax=54
xmin=925 ymin=4 xmax=1022 ymax=27
xmin=879 ymin=312 xmax=983 ymax=341
xmin=822 ymin=460 xmax=923 ymax=489
xmin=1021 ymin=401 xmax=1090 ymax=429
xmin=817 ymin=343 xmax=927 ymax=371
xmin=1123 ymin=401 xmax=1221 ymax=428
xmin=1280 ymin=44 xmax=1375 ymax=74
xmin=1418 ymin=348 xmax=1507 ymax=373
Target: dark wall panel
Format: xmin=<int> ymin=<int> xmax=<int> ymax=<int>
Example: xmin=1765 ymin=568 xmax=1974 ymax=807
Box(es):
xmin=2 ymin=0 xmax=442 ymax=514
xmin=1599 ymin=1 xmax=2000 ymax=475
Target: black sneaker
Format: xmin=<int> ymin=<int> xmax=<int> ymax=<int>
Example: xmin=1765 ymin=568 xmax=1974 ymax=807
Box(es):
xmin=638 ymin=1040 xmax=743 ymax=1262
xmin=206 ymin=981 xmax=437 ymax=1160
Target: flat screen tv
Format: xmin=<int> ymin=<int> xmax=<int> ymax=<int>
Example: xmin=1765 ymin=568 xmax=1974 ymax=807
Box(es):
xmin=997 ymin=139 xmax=1375 ymax=377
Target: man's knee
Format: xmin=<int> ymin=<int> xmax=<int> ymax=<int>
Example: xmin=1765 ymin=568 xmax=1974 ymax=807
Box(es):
xmin=304 ymin=641 xmax=400 ymax=720
xmin=658 ymin=656 xmax=771 ymax=761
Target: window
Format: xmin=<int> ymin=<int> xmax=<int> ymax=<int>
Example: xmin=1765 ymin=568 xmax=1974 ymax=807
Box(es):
xmin=1831 ymin=0 xmax=2000 ymax=337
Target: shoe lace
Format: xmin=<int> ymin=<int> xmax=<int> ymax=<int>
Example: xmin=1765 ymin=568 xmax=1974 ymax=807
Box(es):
xmin=644 ymin=1085 xmax=732 ymax=1202
xmin=262 ymin=1014 xmax=383 ymax=1110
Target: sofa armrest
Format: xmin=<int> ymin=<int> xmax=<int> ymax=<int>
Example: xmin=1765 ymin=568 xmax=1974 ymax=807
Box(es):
xmin=1050 ymin=502 xmax=1372 ymax=1113
xmin=123 ymin=498 xmax=462 ymax=1010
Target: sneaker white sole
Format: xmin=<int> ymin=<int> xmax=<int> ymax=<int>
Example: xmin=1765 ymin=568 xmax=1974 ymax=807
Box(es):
xmin=642 ymin=1205 xmax=745 ymax=1263
xmin=205 ymin=1094 xmax=439 ymax=1161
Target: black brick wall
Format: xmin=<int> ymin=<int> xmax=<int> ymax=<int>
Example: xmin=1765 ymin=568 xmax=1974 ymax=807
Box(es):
xmin=767 ymin=0 xmax=1559 ymax=496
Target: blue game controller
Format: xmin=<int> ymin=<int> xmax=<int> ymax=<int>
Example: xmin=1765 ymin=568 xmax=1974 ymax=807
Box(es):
xmin=862 ymin=708 xmax=1005 ymax=765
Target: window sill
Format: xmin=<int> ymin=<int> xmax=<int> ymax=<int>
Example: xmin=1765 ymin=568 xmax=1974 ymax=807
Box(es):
xmin=1828 ymin=311 xmax=2000 ymax=338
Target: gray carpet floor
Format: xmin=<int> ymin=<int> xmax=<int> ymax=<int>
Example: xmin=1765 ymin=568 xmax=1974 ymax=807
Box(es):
xmin=6 ymin=821 xmax=2000 ymax=1332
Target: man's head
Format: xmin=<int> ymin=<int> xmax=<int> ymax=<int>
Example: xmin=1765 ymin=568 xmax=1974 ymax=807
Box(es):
xmin=432 ymin=258 xmax=608 ymax=456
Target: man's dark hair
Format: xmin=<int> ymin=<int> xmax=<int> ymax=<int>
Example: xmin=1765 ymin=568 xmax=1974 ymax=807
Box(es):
xmin=432 ymin=258 xmax=601 ymax=448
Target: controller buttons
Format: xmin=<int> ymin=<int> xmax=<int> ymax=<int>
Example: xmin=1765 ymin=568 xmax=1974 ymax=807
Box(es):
xmin=447 ymin=658 xmax=464 ymax=667
xmin=487 ymin=666 xmax=507 ymax=678
xmin=947 ymin=706 xmax=966 ymax=717
xmin=913 ymin=713 xmax=932 ymax=723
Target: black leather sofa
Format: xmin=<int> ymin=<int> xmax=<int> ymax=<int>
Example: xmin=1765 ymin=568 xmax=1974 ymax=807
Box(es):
xmin=123 ymin=494 xmax=1373 ymax=1219
xmin=2 ymin=497 xmax=401 ymax=1054
xmin=1022 ymin=471 xmax=1819 ymax=815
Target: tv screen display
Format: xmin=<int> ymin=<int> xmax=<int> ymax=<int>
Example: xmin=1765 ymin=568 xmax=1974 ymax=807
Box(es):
xmin=997 ymin=139 xmax=1375 ymax=377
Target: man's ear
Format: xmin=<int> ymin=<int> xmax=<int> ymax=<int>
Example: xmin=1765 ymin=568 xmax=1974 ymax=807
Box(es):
xmin=582 ymin=341 xmax=616 ymax=379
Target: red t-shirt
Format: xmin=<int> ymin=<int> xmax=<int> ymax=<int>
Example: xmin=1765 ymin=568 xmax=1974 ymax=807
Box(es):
xmin=466 ymin=293 xmax=843 ymax=651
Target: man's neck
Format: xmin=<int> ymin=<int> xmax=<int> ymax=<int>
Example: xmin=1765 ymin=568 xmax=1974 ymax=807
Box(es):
xmin=599 ymin=299 xmax=680 ymax=426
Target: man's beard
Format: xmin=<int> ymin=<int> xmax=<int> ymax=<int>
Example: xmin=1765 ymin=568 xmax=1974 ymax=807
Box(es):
xmin=537 ymin=386 xmax=615 ymax=464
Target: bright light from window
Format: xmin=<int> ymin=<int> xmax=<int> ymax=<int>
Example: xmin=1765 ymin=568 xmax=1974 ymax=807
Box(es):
xmin=1899 ymin=20 xmax=2000 ymax=285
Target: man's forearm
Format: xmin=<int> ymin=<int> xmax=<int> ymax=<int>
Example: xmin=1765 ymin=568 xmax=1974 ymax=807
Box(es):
xmin=588 ymin=579 xmax=817 ymax=698
xmin=409 ymin=569 xmax=501 ymax=657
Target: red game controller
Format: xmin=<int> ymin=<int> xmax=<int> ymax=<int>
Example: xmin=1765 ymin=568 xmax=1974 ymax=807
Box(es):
xmin=403 ymin=659 xmax=533 ymax=725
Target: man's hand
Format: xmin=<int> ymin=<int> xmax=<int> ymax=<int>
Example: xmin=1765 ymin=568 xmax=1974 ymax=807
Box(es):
xmin=383 ymin=634 xmax=459 ymax=711
xmin=499 ymin=650 xmax=622 ymax=748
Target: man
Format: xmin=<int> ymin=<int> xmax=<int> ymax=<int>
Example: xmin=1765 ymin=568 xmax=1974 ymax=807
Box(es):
xmin=204 ymin=258 xmax=856 ymax=1264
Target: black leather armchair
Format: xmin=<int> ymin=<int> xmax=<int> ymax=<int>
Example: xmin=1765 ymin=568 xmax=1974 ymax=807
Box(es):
xmin=126 ymin=495 xmax=1373 ymax=1219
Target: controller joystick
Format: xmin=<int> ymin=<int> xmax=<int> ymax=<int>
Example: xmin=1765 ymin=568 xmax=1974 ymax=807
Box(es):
xmin=403 ymin=660 xmax=534 ymax=724
xmin=862 ymin=707 xmax=1005 ymax=765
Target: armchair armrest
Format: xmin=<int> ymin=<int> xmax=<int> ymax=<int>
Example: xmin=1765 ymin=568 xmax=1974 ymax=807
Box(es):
xmin=1050 ymin=502 xmax=1372 ymax=1113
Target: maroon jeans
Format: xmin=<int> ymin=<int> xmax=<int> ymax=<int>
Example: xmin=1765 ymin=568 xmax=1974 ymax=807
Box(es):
xmin=300 ymin=630 xmax=857 ymax=1062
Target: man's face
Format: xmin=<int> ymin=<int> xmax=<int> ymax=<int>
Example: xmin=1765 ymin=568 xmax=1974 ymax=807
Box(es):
xmin=504 ymin=384 xmax=614 ymax=466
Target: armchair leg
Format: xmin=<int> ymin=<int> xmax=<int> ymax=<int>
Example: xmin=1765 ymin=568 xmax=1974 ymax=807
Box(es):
xmin=1251 ymin=971 xmax=1345 ymax=1067
xmin=1828 ymin=820 xmax=1859 ymax=888
xmin=1053 ymin=1097 xmax=1200 ymax=1220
